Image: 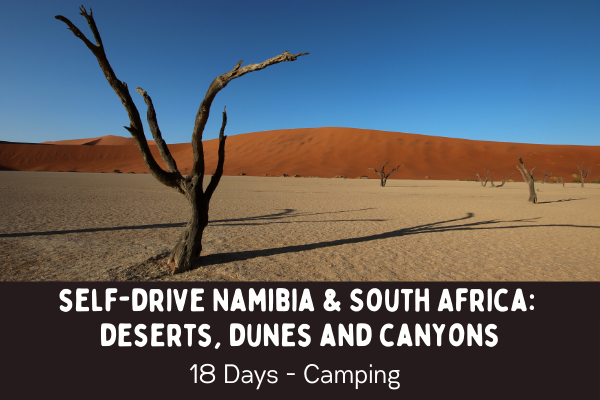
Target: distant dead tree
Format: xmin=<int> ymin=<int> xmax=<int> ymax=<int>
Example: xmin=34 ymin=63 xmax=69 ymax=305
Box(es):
xmin=490 ymin=172 xmax=513 ymax=188
xmin=576 ymin=162 xmax=592 ymax=188
xmin=559 ymin=176 xmax=565 ymax=187
xmin=475 ymin=169 xmax=491 ymax=187
xmin=542 ymin=170 xmax=552 ymax=184
xmin=369 ymin=162 xmax=402 ymax=187
xmin=516 ymin=155 xmax=537 ymax=204
xmin=56 ymin=7 xmax=308 ymax=274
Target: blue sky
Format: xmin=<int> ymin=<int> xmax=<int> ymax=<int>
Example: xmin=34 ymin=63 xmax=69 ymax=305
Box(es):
xmin=1 ymin=0 xmax=598 ymax=145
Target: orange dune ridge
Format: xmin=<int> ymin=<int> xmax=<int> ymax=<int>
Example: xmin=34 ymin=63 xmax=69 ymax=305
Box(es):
xmin=1 ymin=127 xmax=599 ymax=181
xmin=42 ymin=135 xmax=156 ymax=146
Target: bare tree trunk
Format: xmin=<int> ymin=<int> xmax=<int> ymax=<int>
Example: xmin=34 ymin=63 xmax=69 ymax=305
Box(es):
xmin=56 ymin=7 xmax=307 ymax=274
xmin=369 ymin=162 xmax=402 ymax=187
xmin=167 ymin=112 xmax=226 ymax=274
xmin=576 ymin=162 xmax=592 ymax=188
xmin=516 ymin=155 xmax=537 ymax=204
xmin=526 ymin=179 xmax=536 ymax=202
xmin=476 ymin=169 xmax=490 ymax=187
xmin=560 ymin=176 xmax=565 ymax=187
xmin=168 ymin=180 xmax=208 ymax=273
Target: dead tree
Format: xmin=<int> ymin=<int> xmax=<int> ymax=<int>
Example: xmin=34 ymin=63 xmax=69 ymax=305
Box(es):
xmin=576 ymin=162 xmax=592 ymax=188
xmin=369 ymin=162 xmax=402 ymax=187
xmin=559 ymin=176 xmax=565 ymax=187
xmin=56 ymin=7 xmax=308 ymax=274
xmin=475 ymin=169 xmax=491 ymax=187
xmin=516 ymin=155 xmax=537 ymax=204
xmin=542 ymin=170 xmax=552 ymax=184
xmin=490 ymin=172 xmax=513 ymax=188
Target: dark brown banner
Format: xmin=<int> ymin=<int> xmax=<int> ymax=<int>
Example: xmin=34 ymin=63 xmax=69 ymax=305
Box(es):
xmin=1 ymin=283 xmax=598 ymax=398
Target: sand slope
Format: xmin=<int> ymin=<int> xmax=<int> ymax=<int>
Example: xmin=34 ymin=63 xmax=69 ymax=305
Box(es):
xmin=2 ymin=128 xmax=599 ymax=181
xmin=42 ymin=135 xmax=156 ymax=146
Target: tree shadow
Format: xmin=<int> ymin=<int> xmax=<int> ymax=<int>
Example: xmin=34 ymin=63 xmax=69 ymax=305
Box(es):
xmin=537 ymin=198 xmax=584 ymax=204
xmin=0 ymin=222 xmax=188 ymax=238
xmin=196 ymin=212 xmax=600 ymax=268
xmin=393 ymin=185 xmax=437 ymax=188
xmin=0 ymin=208 xmax=380 ymax=238
xmin=211 ymin=208 xmax=380 ymax=226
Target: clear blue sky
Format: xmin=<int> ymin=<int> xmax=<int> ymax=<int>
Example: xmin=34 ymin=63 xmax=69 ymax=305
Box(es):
xmin=1 ymin=0 xmax=599 ymax=145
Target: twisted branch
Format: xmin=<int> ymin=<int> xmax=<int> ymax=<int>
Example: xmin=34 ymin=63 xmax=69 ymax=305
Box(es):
xmin=369 ymin=161 xmax=402 ymax=187
xmin=475 ymin=168 xmax=491 ymax=187
xmin=190 ymin=51 xmax=310 ymax=179
xmin=490 ymin=172 xmax=513 ymax=188
xmin=577 ymin=162 xmax=592 ymax=179
xmin=55 ymin=7 xmax=180 ymax=190
xmin=516 ymin=155 xmax=535 ymax=183
xmin=576 ymin=162 xmax=592 ymax=188
xmin=135 ymin=88 xmax=179 ymax=174
xmin=542 ymin=170 xmax=552 ymax=184
xmin=205 ymin=107 xmax=228 ymax=202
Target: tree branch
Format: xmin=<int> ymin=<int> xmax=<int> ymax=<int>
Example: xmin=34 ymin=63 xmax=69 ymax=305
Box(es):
xmin=78 ymin=6 xmax=104 ymax=48
xmin=516 ymin=166 xmax=528 ymax=183
xmin=542 ymin=170 xmax=552 ymax=183
xmin=476 ymin=168 xmax=491 ymax=187
xmin=386 ymin=165 xmax=402 ymax=178
xmin=190 ymin=51 xmax=309 ymax=180
xmin=55 ymin=8 xmax=180 ymax=191
xmin=54 ymin=14 xmax=97 ymax=54
xmin=529 ymin=167 xmax=536 ymax=176
xmin=517 ymin=155 xmax=533 ymax=183
xmin=135 ymin=87 xmax=180 ymax=174
xmin=492 ymin=172 xmax=513 ymax=188
xmin=205 ymin=107 xmax=228 ymax=202
xmin=368 ymin=167 xmax=383 ymax=178
xmin=577 ymin=162 xmax=592 ymax=179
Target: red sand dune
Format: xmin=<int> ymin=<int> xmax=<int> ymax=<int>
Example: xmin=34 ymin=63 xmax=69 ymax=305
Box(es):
xmin=2 ymin=128 xmax=599 ymax=182
xmin=42 ymin=135 xmax=156 ymax=146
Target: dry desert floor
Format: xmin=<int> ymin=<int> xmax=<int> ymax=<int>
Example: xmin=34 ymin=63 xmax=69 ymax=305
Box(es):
xmin=1 ymin=171 xmax=599 ymax=281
